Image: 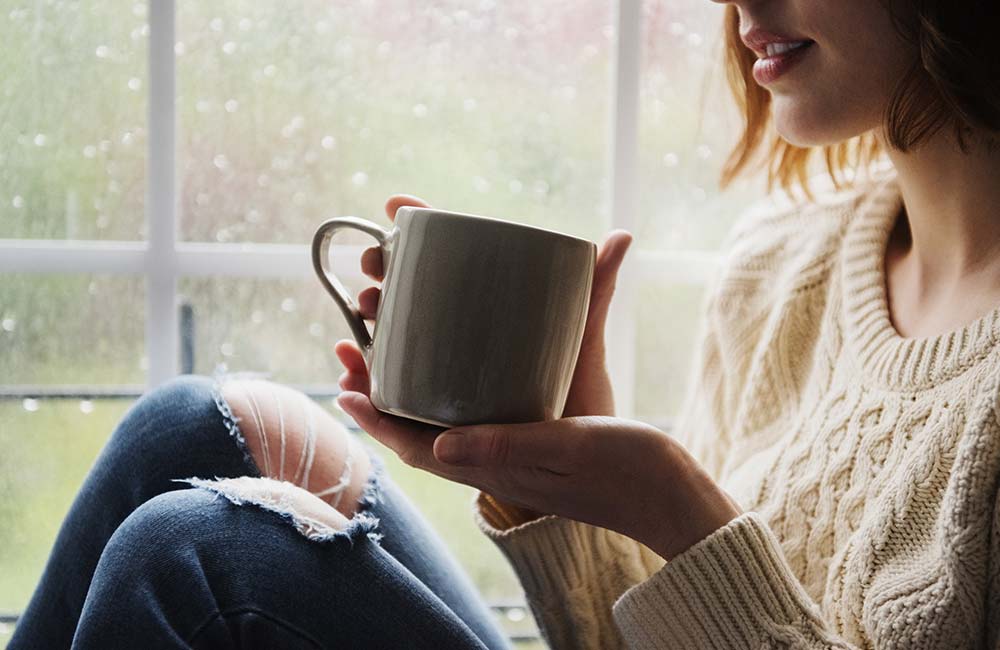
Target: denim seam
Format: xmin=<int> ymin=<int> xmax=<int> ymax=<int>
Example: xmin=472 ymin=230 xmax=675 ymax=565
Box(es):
xmin=187 ymin=606 xmax=324 ymax=648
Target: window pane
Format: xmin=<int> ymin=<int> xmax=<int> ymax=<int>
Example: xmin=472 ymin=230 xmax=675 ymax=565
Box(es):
xmin=178 ymin=1 xmax=612 ymax=245
xmin=0 ymin=400 xmax=134 ymax=614
xmin=0 ymin=3 xmax=147 ymax=240
xmin=0 ymin=274 xmax=145 ymax=385
xmin=637 ymin=0 xmax=766 ymax=251
xmin=179 ymin=276 xmax=368 ymax=383
xmin=634 ymin=280 xmax=707 ymax=422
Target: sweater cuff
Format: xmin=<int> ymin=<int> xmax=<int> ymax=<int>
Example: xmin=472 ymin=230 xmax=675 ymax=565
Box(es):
xmin=473 ymin=493 xmax=648 ymax=597
xmin=611 ymin=512 xmax=827 ymax=649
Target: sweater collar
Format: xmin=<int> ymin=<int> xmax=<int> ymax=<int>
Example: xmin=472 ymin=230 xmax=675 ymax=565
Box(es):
xmin=840 ymin=168 xmax=1000 ymax=391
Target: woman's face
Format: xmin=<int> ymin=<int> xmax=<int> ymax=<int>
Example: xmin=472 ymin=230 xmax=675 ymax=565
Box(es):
xmin=715 ymin=0 xmax=916 ymax=146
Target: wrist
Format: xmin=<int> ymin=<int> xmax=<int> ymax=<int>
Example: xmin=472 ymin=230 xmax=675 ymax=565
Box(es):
xmin=643 ymin=438 xmax=741 ymax=561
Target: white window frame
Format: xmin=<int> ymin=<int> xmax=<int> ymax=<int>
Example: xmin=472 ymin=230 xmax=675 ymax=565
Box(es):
xmin=0 ymin=0 xmax=720 ymax=423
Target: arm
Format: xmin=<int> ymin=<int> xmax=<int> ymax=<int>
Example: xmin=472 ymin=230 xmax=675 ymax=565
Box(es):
xmin=469 ymin=269 xmax=740 ymax=650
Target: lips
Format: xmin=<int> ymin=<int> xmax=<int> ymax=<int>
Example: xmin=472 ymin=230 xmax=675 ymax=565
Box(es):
xmin=741 ymin=28 xmax=813 ymax=59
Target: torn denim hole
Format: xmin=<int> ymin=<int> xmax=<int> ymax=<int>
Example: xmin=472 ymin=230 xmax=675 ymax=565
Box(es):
xmin=178 ymin=476 xmax=382 ymax=546
xmin=211 ymin=369 xmax=265 ymax=477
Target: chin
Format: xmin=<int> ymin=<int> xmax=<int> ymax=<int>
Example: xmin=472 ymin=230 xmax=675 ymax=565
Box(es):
xmin=771 ymin=96 xmax=867 ymax=148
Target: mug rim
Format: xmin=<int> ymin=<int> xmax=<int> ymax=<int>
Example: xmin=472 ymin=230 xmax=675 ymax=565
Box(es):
xmin=397 ymin=206 xmax=596 ymax=248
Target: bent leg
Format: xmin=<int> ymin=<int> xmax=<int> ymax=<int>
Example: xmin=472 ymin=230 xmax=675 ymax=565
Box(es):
xmin=12 ymin=375 xmax=509 ymax=649
xmin=11 ymin=375 xmax=258 ymax=650
xmin=73 ymin=488 xmax=500 ymax=650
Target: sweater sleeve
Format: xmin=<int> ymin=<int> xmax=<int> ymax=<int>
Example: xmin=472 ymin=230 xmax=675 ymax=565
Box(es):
xmin=611 ymin=512 xmax=861 ymax=649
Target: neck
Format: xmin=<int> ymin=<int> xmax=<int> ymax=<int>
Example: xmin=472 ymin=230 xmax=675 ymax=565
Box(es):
xmin=882 ymin=128 xmax=1000 ymax=289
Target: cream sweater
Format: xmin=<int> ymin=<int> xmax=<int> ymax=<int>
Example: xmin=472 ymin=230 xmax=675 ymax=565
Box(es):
xmin=473 ymin=167 xmax=1000 ymax=649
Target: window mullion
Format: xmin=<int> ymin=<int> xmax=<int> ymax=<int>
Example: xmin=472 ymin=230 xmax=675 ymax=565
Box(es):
xmin=146 ymin=0 xmax=178 ymax=388
xmin=605 ymin=0 xmax=642 ymax=419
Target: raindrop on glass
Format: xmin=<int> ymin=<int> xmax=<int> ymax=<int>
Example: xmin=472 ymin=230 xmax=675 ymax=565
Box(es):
xmin=80 ymin=400 xmax=95 ymax=414
xmin=281 ymin=298 xmax=297 ymax=313
xmin=663 ymin=152 xmax=679 ymax=167
xmin=220 ymin=342 xmax=235 ymax=356
xmin=351 ymin=171 xmax=369 ymax=187
xmin=321 ymin=135 xmax=336 ymax=150
xmin=2 ymin=318 xmax=16 ymax=332
xmin=128 ymin=77 xmax=142 ymax=91
xmin=22 ymin=398 xmax=39 ymax=412
xmin=506 ymin=608 xmax=526 ymax=622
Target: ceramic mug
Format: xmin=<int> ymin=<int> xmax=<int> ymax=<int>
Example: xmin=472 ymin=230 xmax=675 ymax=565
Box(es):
xmin=312 ymin=206 xmax=596 ymax=427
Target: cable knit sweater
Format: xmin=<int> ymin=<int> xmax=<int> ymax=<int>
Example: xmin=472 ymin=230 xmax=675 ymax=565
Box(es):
xmin=473 ymin=167 xmax=1000 ymax=649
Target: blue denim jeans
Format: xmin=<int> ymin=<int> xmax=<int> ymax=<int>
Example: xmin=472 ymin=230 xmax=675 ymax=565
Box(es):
xmin=9 ymin=375 xmax=512 ymax=649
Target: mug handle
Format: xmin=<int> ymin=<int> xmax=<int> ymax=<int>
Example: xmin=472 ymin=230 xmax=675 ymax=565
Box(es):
xmin=311 ymin=217 xmax=394 ymax=360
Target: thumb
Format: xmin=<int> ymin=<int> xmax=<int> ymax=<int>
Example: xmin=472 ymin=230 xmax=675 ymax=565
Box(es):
xmin=587 ymin=229 xmax=633 ymax=325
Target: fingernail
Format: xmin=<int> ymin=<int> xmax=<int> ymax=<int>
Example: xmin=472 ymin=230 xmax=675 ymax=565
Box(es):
xmin=435 ymin=433 xmax=466 ymax=464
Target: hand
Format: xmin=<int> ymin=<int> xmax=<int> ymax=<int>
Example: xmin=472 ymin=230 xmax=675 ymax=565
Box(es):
xmin=335 ymin=392 xmax=741 ymax=561
xmin=335 ymin=195 xmax=632 ymax=524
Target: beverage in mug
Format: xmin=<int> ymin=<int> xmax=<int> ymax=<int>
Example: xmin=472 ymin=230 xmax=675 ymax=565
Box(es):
xmin=312 ymin=207 xmax=596 ymax=428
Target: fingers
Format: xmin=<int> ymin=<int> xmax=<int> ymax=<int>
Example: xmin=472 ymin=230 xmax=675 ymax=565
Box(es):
xmin=361 ymin=246 xmax=383 ymax=281
xmin=362 ymin=195 xmax=430 ymax=282
xmin=358 ymin=286 xmax=380 ymax=320
xmin=336 ymin=391 xmax=451 ymax=473
xmin=334 ymin=340 xmax=370 ymax=396
xmin=384 ymin=194 xmax=431 ymax=221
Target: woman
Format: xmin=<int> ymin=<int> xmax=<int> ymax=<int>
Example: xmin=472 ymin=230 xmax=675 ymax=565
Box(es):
xmin=11 ymin=0 xmax=1000 ymax=646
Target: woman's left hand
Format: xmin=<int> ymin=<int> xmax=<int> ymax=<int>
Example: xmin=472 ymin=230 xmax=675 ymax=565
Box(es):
xmin=335 ymin=391 xmax=741 ymax=561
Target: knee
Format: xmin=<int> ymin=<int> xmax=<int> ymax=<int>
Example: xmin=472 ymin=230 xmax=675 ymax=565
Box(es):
xmin=220 ymin=380 xmax=373 ymax=520
xmin=109 ymin=375 xmax=223 ymax=456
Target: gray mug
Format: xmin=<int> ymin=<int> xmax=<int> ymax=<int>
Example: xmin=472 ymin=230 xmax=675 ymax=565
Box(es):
xmin=312 ymin=207 xmax=596 ymax=428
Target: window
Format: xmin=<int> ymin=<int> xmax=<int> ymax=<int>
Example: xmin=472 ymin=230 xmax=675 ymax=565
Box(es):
xmin=0 ymin=1 xmax=765 ymax=646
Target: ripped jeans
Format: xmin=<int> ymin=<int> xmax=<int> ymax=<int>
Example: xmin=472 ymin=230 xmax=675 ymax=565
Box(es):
xmin=9 ymin=376 xmax=512 ymax=650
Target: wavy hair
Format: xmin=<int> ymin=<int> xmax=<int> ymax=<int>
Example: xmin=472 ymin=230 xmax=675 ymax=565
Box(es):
xmin=719 ymin=2 xmax=1000 ymax=198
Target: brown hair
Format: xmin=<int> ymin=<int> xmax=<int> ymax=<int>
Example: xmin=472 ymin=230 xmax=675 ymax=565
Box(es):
xmin=719 ymin=2 xmax=1000 ymax=198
